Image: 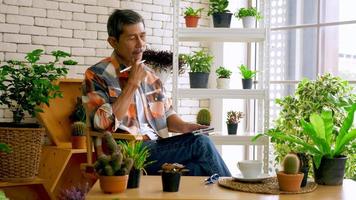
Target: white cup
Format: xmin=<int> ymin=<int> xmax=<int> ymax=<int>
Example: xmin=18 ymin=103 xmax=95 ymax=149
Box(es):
xmin=237 ymin=160 xmax=263 ymax=178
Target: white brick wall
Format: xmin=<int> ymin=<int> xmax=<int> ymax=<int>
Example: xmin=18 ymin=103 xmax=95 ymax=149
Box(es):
xmin=0 ymin=0 xmax=211 ymax=124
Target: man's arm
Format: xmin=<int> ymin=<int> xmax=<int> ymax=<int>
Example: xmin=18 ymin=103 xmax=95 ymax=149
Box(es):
xmin=167 ymin=114 xmax=208 ymax=133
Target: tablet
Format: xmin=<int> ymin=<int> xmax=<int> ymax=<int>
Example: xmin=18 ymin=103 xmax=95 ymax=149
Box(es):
xmin=191 ymin=127 xmax=215 ymax=135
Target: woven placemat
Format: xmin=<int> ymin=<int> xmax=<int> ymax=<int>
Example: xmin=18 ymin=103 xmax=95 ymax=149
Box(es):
xmin=218 ymin=177 xmax=317 ymax=194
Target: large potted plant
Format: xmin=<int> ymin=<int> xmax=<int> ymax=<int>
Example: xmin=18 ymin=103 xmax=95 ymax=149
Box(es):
xmin=239 ymin=64 xmax=256 ymax=89
xmin=0 ymin=49 xmax=76 ymax=181
xmin=264 ymin=74 xmax=356 ymax=179
xmin=226 ymin=111 xmax=244 ymax=135
xmin=215 ymin=66 xmax=232 ymax=89
xmin=142 ymin=49 xmax=185 ymax=84
xmin=257 ymin=104 xmax=356 ymax=185
xmin=234 ymin=7 xmax=263 ymax=28
xmin=94 ymin=133 xmax=134 ymax=193
xmin=184 ymin=7 xmax=204 ymax=28
xmin=118 ymin=141 xmax=155 ymax=188
xmin=183 ymin=50 xmax=213 ymax=88
xmin=207 ymin=0 xmax=232 ymax=28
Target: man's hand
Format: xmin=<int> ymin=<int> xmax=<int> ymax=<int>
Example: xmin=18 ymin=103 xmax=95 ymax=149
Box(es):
xmin=128 ymin=59 xmax=146 ymax=87
xmin=182 ymin=122 xmax=209 ymax=134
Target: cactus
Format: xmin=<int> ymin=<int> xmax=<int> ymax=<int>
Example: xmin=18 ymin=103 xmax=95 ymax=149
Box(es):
xmin=283 ymin=153 xmax=300 ymax=174
xmin=94 ymin=133 xmax=133 ymax=176
xmin=196 ymin=109 xmax=211 ymax=126
xmin=71 ymin=121 xmax=86 ymax=136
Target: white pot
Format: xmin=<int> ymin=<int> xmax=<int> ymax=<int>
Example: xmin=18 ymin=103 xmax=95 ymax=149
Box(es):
xmin=216 ymin=78 xmax=230 ymax=89
xmin=242 ymin=16 xmax=256 ymax=28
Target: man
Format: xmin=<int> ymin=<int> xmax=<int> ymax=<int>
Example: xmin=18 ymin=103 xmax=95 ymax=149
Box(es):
xmin=83 ymin=9 xmax=231 ymax=176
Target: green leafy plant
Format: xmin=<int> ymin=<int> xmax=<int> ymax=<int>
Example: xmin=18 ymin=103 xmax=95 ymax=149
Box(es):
xmin=226 ymin=111 xmax=244 ymax=124
xmin=0 ymin=49 xmax=77 ymax=123
xmin=94 ymin=133 xmax=133 ymax=176
xmin=184 ymin=7 xmax=204 ymax=17
xmin=239 ymin=64 xmax=257 ymax=79
xmin=118 ymin=141 xmax=155 ymax=174
xmin=208 ymin=0 xmax=230 ymax=16
xmin=69 ymin=97 xmax=86 ymax=123
xmin=0 ymin=143 xmax=11 ymax=154
xmin=265 ymin=74 xmax=356 ymax=178
xmin=196 ymin=109 xmax=212 ymax=126
xmin=183 ymin=50 xmax=213 ymax=73
xmin=215 ymin=66 xmax=232 ymax=79
xmin=282 ymin=153 xmax=300 ymax=174
xmin=256 ymin=104 xmax=356 ymax=169
xmin=234 ymin=7 xmax=262 ymax=20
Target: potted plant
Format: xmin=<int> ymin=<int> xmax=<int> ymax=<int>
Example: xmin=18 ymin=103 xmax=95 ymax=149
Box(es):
xmin=297 ymin=152 xmax=310 ymax=187
xmin=159 ymin=163 xmax=189 ymax=192
xmin=239 ymin=64 xmax=256 ymax=89
xmin=183 ymin=50 xmax=213 ymax=88
xmin=256 ymin=104 xmax=356 ymax=185
xmin=207 ymin=0 xmax=232 ymax=28
xmin=118 ymin=141 xmax=155 ymax=188
xmin=262 ymin=74 xmax=356 ymax=179
xmin=184 ymin=7 xmax=204 ymax=28
xmin=226 ymin=111 xmax=244 ymax=135
xmin=94 ymin=133 xmax=134 ymax=193
xmin=142 ymin=49 xmax=185 ymax=84
xmin=234 ymin=7 xmax=263 ymax=28
xmin=71 ymin=121 xmax=86 ymax=149
xmin=215 ymin=66 xmax=232 ymax=89
xmin=0 ymin=49 xmax=76 ymax=181
xmin=196 ymin=109 xmax=212 ymax=126
xmin=277 ymin=153 xmax=304 ymax=192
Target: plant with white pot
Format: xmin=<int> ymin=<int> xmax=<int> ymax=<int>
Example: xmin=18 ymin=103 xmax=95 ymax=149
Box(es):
xmin=234 ymin=7 xmax=262 ymax=28
xmin=215 ymin=66 xmax=232 ymax=89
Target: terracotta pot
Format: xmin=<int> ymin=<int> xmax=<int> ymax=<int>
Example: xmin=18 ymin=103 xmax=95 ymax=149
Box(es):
xmin=277 ymin=171 xmax=304 ymax=192
xmin=184 ymin=16 xmax=200 ymax=27
xmin=71 ymin=136 xmax=86 ymax=149
xmin=99 ymin=175 xmax=128 ymax=193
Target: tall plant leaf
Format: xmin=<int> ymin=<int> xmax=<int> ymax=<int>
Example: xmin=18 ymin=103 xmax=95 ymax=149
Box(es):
xmin=320 ymin=110 xmax=333 ymax=150
xmin=336 ymin=103 xmax=356 ymax=150
xmin=301 ymin=119 xmax=329 ymax=155
xmin=334 ymin=129 xmax=356 ymax=156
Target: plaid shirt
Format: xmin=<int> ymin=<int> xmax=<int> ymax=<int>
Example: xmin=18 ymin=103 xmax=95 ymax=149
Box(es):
xmin=83 ymin=52 xmax=175 ymax=138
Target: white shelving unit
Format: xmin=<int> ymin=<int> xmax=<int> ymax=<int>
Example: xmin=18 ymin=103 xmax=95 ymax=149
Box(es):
xmin=172 ymin=0 xmax=270 ymax=173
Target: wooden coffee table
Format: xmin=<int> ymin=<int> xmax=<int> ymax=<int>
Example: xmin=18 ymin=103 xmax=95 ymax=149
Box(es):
xmin=86 ymin=175 xmax=355 ymax=200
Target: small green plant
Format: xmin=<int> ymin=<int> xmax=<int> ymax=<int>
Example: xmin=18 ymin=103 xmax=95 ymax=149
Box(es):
xmin=215 ymin=66 xmax=232 ymax=79
xmin=0 ymin=143 xmax=11 ymax=154
xmin=71 ymin=121 xmax=86 ymax=136
xmin=208 ymin=0 xmax=230 ymax=16
xmin=196 ymin=109 xmax=212 ymax=126
xmin=226 ymin=111 xmax=244 ymax=124
xmin=234 ymin=7 xmax=262 ymax=20
xmin=160 ymin=163 xmax=189 ymax=173
xmin=283 ymin=153 xmax=300 ymax=174
xmin=118 ymin=141 xmax=155 ymax=174
xmin=184 ymin=7 xmax=204 ymax=17
xmin=239 ymin=64 xmax=257 ymax=79
xmin=69 ymin=97 xmax=86 ymax=123
xmin=94 ymin=133 xmax=133 ymax=176
xmin=183 ymin=50 xmax=213 ymax=73
xmin=0 ymin=49 xmax=77 ymax=123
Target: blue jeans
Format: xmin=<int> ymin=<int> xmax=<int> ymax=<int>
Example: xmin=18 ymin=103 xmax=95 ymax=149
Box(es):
xmin=143 ymin=133 xmax=231 ymax=176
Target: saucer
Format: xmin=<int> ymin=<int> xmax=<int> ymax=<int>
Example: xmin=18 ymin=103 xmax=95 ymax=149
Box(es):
xmin=232 ymin=173 xmax=272 ymax=183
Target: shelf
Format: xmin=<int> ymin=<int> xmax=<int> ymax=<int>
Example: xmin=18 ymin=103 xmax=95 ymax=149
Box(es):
xmin=178 ymin=28 xmax=266 ymax=42
xmin=0 ymin=178 xmax=52 ymax=200
xmin=209 ymin=135 xmax=269 ymax=146
xmin=177 ymin=88 xmax=266 ymax=99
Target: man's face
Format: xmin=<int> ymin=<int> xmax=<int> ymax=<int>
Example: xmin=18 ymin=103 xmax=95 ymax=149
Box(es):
xmin=114 ymin=22 xmax=146 ymax=64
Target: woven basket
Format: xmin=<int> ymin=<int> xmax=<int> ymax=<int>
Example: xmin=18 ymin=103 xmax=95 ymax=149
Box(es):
xmin=0 ymin=126 xmax=44 ymax=182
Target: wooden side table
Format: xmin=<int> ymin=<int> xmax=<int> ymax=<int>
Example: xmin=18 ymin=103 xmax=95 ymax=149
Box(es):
xmin=86 ymin=176 xmax=356 ymax=200
xmin=0 ymin=178 xmax=53 ymax=200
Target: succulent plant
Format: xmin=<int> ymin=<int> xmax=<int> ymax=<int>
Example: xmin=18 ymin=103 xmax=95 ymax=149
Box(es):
xmin=71 ymin=121 xmax=86 ymax=136
xmin=226 ymin=111 xmax=244 ymax=124
xmin=283 ymin=153 xmax=300 ymax=174
xmin=94 ymin=133 xmax=133 ymax=176
xmin=196 ymin=109 xmax=212 ymax=126
xmin=160 ymin=163 xmax=189 ymax=173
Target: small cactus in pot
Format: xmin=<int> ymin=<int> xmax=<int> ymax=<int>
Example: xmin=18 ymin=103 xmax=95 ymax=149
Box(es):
xmin=277 ymin=153 xmax=304 ymax=192
xmin=71 ymin=121 xmax=86 ymax=149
